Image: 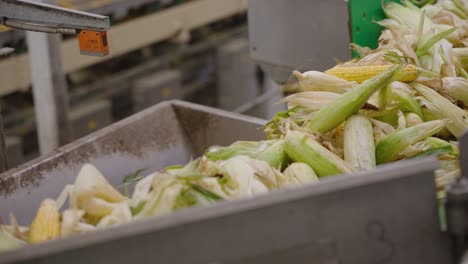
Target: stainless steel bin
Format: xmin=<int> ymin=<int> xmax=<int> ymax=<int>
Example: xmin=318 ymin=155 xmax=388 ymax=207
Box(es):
xmin=0 ymin=100 xmax=452 ymax=264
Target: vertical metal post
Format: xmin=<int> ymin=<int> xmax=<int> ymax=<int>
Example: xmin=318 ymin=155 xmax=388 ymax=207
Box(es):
xmin=0 ymin=114 xmax=7 ymax=173
xmin=0 ymin=47 xmax=14 ymax=173
xmin=26 ymin=6 xmax=70 ymax=155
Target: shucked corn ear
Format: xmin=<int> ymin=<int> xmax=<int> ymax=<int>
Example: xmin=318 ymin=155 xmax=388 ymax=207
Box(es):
xmin=307 ymin=64 xmax=403 ymax=133
xmin=282 ymin=163 xmax=319 ymax=186
xmin=29 ymin=199 xmax=61 ymax=243
xmin=325 ymin=64 xmax=419 ymax=84
xmin=442 ymin=77 xmax=468 ymax=106
xmin=293 ymin=70 xmax=355 ymax=93
xmin=284 ymin=131 xmax=354 ymax=177
xmin=413 ymin=82 xmax=468 ymax=138
xmin=280 ymin=92 xmax=341 ymax=110
xmin=405 ymin=112 xmax=424 ymax=127
xmin=70 ymin=164 xmax=128 ymax=220
xmin=344 ymin=115 xmax=376 ymax=171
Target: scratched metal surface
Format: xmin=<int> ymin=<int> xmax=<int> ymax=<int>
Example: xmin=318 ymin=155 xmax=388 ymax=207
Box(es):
xmin=0 ymin=157 xmax=452 ymax=264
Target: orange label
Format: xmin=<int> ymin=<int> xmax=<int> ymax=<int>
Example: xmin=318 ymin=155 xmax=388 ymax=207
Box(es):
xmin=78 ymin=30 xmax=109 ymax=56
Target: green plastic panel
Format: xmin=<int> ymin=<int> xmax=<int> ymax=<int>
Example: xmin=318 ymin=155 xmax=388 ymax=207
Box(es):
xmin=349 ymin=0 xmax=401 ymax=56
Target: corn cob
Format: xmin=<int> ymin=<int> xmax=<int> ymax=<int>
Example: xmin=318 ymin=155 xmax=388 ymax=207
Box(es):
xmin=343 ymin=115 xmax=376 ymax=171
xmin=325 ymin=64 xmax=419 ymax=84
xmin=376 ymin=120 xmax=445 ymax=164
xmin=307 ymin=64 xmax=403 ymax=133
xmin=393 ymin=89 xmax=424 ymax=118
xmin=282 ymin=163 xmax=319 ymax=186
xmin=293 ymin=70 xmax=355 ymax=93
xmin=255 ymin=139 xmax=289 ymax=169
xmin=413 ymin=82 xmax=468 ymax=138
xmin=280 ymin=92 xmax=341 ymax=110
xmin=405 ymin=113 xmax=424 ymax=127
xmin=442 ymin=77 xmax=468 ymax=106
xmin=284 ymin=131 xmax=354 ymax=177
xmin=29 ymin=199 xmax=61 ymax=243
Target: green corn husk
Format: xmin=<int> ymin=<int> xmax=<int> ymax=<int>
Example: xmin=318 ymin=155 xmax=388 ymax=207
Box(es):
xmin=384 ymin=2 xmax=424 ymax=30
xmin=174 ymin=183 xmax=223 ymax=209
xmin=343 ymin=115 xmax=376 ymax=171
xmin=376 ymin=120 xmax=445 ymax=164
xmin=440 ymin=0 xmax=468 ymax=19
xmin=205 ymin=140 xmax=288 ymax=169
xmin=425 ymin=136 xmax=456 ymax=151
xmin=385 ymin=2 xmax=461 ymax=45
xmin=401 ymin=136 xmax=457 ymax=159
xmin=413 ymin=82 xmax=468 ymax=138
xmin=136 ymin=176 xmax=188 ymax=219
xmin=306 ymin=64 xmax=403 ymax=133
xmin=282 ymin=163 xmax=319 ymax=186
xmin=416 ymin=27 xmax=458 ymax=57
xmin=205 ymin=141 xmax=261 ymax=161
xmin=408 ymin=145 xmax=453 ymax=159
xmin=392 ymin=88 xmax=424 ymax=118
xmin=425 ymin=137 xmax=459 ymax=156
xmin=378 ymin=85 xmax=393 ymax=109
xmin=264 ymin=107 xmax=303 ymax=140
xmin=397 ymin=110 xmax=407 ymax=130
xmin=405 ymin=112 xmax=424 ymax=127
xmin=372 ymin=118 xmax=396 ymax=143
xmin=421 ymin=107 xmax=453 ymax=139
xmin=284 ymin=131 xmax=354 ymax=177
xmin=361 ymin=108 xmax=400 ymax=127
xmin=255 ymin=140 xmax=289 ymax=169
xmin=0 ymin=227 xmax=25 ymax=252
xmin=453 ymin=48 xmax=468 ymax=71
xmin=218 ymin=156 xmax=269 ymax=198
xmin=442 ymin=77 xmax=468 ymax=106
xmin=197 ymin=178 xmax=229 ymax=199
xmin=165 ymin=158 xmax=201 ymax=177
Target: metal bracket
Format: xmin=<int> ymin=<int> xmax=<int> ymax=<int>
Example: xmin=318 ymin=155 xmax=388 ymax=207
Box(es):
xmin=0 ymin=0 xmax=110 ymax=32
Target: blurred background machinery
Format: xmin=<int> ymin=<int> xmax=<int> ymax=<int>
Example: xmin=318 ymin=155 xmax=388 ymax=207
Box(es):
xmin=0 ymin=0 xmax=352 ymax=168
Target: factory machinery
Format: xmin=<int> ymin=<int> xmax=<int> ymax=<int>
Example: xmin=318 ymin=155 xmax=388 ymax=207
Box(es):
xmin=0 ymin=0 xmax=268 ymax=168
xmin=3 ymin=0 xmax=468 ymax=263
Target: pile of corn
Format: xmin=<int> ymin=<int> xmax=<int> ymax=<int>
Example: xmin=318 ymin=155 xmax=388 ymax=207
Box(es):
xmin=2 ymin=0 xmax=468 ymax=251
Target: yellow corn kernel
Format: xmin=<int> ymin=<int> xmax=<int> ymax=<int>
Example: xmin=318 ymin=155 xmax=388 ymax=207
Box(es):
xmin=325 ymin=65 xmax=419 ymax=83
xmin=29 ymin=199 xmax=61 ymax=243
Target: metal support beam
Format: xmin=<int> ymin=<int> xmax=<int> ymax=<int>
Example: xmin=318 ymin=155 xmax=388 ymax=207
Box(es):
xmin=0 ymin=47 xmax=13 ymax=172
xmin=0 ymin=114 xmax=7 ymax=173
xmin=26 ymin=29 xmax=70 ymax=154
xmin=0 ymin=0 xmax=109 ymax=31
